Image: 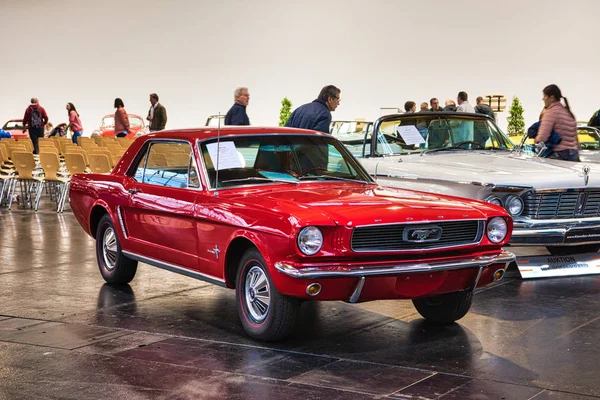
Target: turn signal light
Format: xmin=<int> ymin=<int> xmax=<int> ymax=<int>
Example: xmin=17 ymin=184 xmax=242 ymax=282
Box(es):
xmin=493 ymin=269 xmax=505 ymax=282
xmin=306 ymin=283 xmax=322 ymax=296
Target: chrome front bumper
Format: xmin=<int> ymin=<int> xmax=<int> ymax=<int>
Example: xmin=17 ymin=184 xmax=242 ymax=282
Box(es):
xmin=511 ymin=217 xmax=600 ymax=246
xmin=274 ymin=251 xmax=516 ymax=279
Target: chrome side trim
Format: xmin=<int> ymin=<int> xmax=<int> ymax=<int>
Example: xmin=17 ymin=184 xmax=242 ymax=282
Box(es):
xmin=349 ymin=277 xmax=365 ymax=303
xmin=116 ymin=206 xmax=128 ymax=239
xmin=122 ymin=251 xmax=227 ymax=287
xmin=274 ymin=251 xmax=515 ymax=279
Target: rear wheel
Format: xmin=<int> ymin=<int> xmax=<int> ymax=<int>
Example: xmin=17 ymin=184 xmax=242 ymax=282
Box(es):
xmin=236 ymin=248 xmax=299 ymax=341
xmin=96 ymin=214 xmax=137 ymax=284
xmin=412 ymin=291 xmax=473 ymax=323
xmin=546 ymin=244 xmax=600 ymax=256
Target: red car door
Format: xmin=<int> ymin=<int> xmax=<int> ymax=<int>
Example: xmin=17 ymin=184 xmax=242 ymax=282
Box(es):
xmin=121 ymin=141 xmax=199 ymax=270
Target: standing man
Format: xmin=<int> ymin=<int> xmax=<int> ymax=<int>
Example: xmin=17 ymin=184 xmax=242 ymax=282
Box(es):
xmin=430 ymin=98 xmax=443 ymax=112
xmin=225 ymin=87 xmax=250 ymax=126
xmin=455 ymin=91 xmax=475 ymax=144
xmin=147 ymin=93 xmax=167 ymax=131
xmin=456 ymin=91 xmax=475 ymax=113
xmin=285 ymin=85 xmax=340 ymax=133
xmin=23 ymin=98 xmax=49 ymax=154
xmin=474 ymin=96 xmax=496 ymax=121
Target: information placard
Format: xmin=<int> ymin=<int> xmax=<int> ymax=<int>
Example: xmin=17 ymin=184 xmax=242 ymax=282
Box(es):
xmin=206 ymin=141 xmax=243 ymax=170
xmin=396 ymin=125 xmax=425 ymax=145
xmin=517 ymin=253 xmax=600 ymax=279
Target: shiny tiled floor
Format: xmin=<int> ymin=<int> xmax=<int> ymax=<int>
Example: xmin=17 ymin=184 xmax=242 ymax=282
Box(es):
xmin=1 ymin=204 xmax=600 ymax=399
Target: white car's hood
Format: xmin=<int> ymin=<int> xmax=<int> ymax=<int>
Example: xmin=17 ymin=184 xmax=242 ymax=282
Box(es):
xmin=370 ymin=151 xmax=597 ymax=190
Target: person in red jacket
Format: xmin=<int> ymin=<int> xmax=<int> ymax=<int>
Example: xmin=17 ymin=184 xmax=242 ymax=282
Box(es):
xmin=23 ymin=97 xmax=49 ymax=154
xmin=113 ymin=98 xmax=130 ymax=137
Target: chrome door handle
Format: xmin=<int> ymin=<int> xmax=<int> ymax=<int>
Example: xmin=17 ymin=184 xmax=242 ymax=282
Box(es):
xmin=128 ymin=188 xmax=141 ymax=194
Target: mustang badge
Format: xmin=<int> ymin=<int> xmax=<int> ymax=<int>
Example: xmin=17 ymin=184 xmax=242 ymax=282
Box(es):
xmin=403 ymin=226 xmax=443 ymax=243
xmin=583 ymin=165 xmax=591 ymax=186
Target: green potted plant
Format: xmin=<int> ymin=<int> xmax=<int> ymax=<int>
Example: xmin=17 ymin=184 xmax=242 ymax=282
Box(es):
xmin=506 ymin=96 xmax=525 ymax=136
xmin=279 ymin=97 xmax=292 ymax=127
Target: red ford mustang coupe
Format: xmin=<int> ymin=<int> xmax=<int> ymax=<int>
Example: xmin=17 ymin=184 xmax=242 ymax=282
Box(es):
xmin=70 ymin=127 xmax=515 ymax=341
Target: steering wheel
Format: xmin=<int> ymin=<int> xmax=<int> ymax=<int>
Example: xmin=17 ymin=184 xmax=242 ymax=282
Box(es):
xmin=454 ymin=141 xmax=485 ymax=149
xmin=293 ymin=167 xmax=328 ymax=177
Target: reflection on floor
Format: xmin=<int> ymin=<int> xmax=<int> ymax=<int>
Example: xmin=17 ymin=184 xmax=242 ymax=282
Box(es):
xmin=1 ymin=205 xmax=600 ymax=399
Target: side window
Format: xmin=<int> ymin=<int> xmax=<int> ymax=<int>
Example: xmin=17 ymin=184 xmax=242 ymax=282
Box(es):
xmin=133 ymin=141 xmax=197 ymax=189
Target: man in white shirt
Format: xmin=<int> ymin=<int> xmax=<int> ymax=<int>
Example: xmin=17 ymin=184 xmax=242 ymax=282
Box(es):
xmin=455 ymin=91 xmax=475 ymax=144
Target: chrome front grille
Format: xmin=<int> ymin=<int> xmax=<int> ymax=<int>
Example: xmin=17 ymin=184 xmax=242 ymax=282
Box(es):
xmin=351 ymin=220 xmax=483 ymax=252
xmin=523 ymin=190 xmax=600 ymax=219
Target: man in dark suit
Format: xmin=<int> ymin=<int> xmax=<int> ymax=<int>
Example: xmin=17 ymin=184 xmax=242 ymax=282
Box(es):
xmin=147 ymin=93 xmax=167 ymax=131
xmin=285 ymin=85 xmax=340 ymax=133
xmin=225 ymin=87 xmax=251 ymax=126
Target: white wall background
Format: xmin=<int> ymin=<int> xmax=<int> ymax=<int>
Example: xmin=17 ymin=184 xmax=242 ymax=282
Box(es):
xmin=1 ymin=0 xmax=598 ymax=133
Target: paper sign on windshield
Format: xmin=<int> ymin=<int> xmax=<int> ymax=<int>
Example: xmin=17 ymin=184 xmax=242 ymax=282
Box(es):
xmin=396 ymin=125 xmax=425 ymax=145
xmin=206 ymin=141 xmax=243 ymax=170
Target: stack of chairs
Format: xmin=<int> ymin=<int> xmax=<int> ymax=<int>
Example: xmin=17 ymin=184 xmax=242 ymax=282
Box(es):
xmin=0 ymin=134 xmax=135 ymax=212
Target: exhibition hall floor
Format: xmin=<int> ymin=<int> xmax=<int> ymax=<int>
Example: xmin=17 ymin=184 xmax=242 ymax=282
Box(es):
xmin=1 ymin=206 xmax=599 ymax=400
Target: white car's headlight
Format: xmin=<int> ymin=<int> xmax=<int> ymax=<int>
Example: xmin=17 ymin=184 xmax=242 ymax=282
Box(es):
xmin=506 ymin=196 xmax=524 ymax=216
xmin=297 ymin=226 xmax=323 ymax=255
xmin=487 ymin=217 xmax=508 ymax=243
xmin=485 ymin=196 xmax=503 ymax=206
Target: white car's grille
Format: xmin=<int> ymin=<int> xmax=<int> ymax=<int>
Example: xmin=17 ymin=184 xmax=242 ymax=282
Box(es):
xmin=351 ymin=221 xmax=483 ymax=252
xmin=523 ymin=190 xmax=600 ymax=219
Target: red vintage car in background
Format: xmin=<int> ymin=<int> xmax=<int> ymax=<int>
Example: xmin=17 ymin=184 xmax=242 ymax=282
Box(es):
xmin=69 ymin=127 xmax=515 ymax=341
xmin=90 ymin=114 xmax=148 ymax=139
xmin=1 ymin=119 xmax=29 ymax=139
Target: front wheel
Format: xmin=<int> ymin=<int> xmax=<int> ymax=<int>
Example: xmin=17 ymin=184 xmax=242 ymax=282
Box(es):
xmin=546 ymin=244 xmax=600 ymax=256
xmin=236 ymin=248 xmax=299 ymax=341
xmin=412 ymin=291 xmax=473 ymax=323
xmin=96 ymin=214 xmax=137 ymax=284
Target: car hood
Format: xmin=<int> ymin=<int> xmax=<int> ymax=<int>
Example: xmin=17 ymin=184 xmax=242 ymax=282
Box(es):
xmin=372 ymin=151 xmax=598 ymax=189
xmin=225 ymin=183 xmax=501 ymax=227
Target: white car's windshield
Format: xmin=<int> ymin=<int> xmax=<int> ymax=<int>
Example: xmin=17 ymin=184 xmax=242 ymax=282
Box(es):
xmin=332 ymin=113 xmax=514 ymax=157
xmin=200 ymin=135 xmax=372 ymax=189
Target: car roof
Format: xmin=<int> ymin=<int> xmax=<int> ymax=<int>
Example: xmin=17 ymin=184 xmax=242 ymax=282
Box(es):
xmin=142 ymin=126 xmax=329 ymax=141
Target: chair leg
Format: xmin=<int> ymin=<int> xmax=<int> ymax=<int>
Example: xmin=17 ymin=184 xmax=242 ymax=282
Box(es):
xmin=7 ymin=179 xmax=16 ymax=210
xmin=34 ymin=181 xmax=44 ymax=212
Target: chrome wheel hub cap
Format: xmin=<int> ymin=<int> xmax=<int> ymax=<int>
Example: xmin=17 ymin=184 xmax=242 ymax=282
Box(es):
xmin=244 ymin=265 xmax=271 ymax=322
xmin=102 ymin=227 xmax=117 ymax=271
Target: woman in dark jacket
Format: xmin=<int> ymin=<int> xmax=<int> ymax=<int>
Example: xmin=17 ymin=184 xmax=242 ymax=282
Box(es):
xmin=113 ymin=98 xmax=130 ymax=138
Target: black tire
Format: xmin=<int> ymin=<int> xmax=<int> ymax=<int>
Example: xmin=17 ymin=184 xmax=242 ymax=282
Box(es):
xmin=95 ymin=214 xmax=137 ymax=284
xmin=236 ymin=248 xmax=299 ymax=341
xmin=412 ymin=291 xmax=473 ymax=324
xmin=546 ymin=244 xmax=600 ymax=256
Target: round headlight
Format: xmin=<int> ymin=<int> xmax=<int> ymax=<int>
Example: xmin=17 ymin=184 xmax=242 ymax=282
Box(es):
xmin=486 ymin=196 xmax=503 ymax=207
xmin=506 ymin=196 xmax=524 ymax=216
xmin=297 ymin=227 xmax=323 ymax=256
xmin=487 ymin=217 xmax=508 ymax=244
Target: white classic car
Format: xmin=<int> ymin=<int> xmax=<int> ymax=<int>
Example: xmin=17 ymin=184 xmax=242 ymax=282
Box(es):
xmin=332 ymin=112 xmax=600 ymax=257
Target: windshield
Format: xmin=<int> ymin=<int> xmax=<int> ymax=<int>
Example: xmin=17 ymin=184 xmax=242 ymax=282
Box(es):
xmin=200 ymin=134 xmax=372 ymax=189
xmin=330 ymin=121 xmax=373 ymax=136
xmin=101 ymin=115 xmax=144 ymax=128
xmin=3 ymin=121 xmax=24 ymax=130
xmin=332 ymin=114 xmax=514 ymax=157
xmin=579 ymin=127 xmax=600 ymax=150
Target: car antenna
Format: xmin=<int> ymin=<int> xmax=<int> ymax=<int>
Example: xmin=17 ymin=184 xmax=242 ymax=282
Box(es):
xmin=214 ymin=112 xmax=221 ymax=197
